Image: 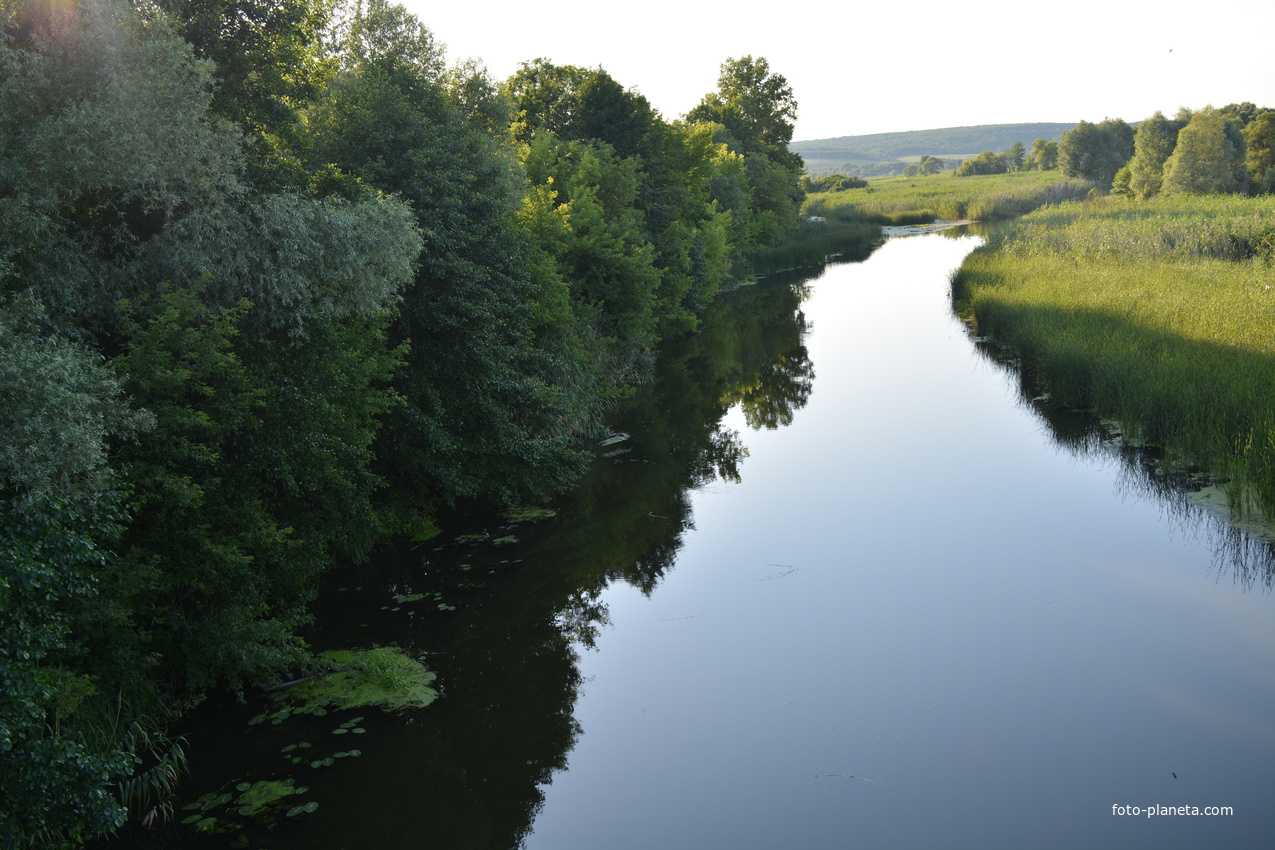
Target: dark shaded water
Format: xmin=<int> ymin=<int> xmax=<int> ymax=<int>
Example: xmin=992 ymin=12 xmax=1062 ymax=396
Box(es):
xmin=175 ymin=231 xmax=1275 ymax=850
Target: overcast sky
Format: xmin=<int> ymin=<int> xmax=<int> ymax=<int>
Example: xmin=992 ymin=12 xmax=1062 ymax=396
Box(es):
xmin=407 ymin=0 xmax=1275 ymax=141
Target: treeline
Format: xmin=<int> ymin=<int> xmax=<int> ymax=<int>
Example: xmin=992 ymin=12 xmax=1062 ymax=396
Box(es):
xmin=0 ymin=0 xmax=805 ymax=844
xmin=954 ymin=139 xmax=1057 ymax=176
xmin=1057 ymin=103 xmax=1275 ymax=195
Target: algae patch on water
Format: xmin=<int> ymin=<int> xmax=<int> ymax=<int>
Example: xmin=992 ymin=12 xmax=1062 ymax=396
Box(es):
xmin=274 ymin=647 xmax=438 ymax=714
xmin=504 ymin=505 xmax=558 ymax=523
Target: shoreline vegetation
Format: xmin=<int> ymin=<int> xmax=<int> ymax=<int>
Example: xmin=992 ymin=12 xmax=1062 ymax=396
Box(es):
xmin=954 ymin=193 xmax=1275 ymax=524
xmin=2 ymin=0 xmax=848 ymax=843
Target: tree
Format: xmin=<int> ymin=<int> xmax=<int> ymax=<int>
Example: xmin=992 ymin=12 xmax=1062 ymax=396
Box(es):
xmin=308 ymin=0 xmax=596 ymax=505
xmin=955 ymin=151 xmax=1008 ymax=176
xmin=687 ymin=56 xmax=799 ymax=153
xmin=1161 ymin=107 xmax=1247 ymax=195
xmin=1111 ymin=163 xmax=1133 ymax=196
xmin=687 ymin=56 xmax=803 ymax=251
xmin=1219 ymin=102 xmax=1260 ymax=128
xmin=1127 ymin=112 xmax=1179 ymax=199
xmin=1242 ymin=110 xmax=1275 ymax=193
xmin=1004 ymin=142 xmax=1025 ymax=172
xmin=1058 ymin=118 xmax=1133 ymax=188
xmin=0 ymin=302 xmax=141 ymax=848
xmin=1027 ymin=138 xmax=1058 ymax=170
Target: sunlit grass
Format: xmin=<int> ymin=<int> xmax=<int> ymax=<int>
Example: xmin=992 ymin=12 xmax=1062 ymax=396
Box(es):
xmin=803 ymin=170 xmax=1092 ymax=225
xmin=957 ymin=193 xmax=1275 ymax=508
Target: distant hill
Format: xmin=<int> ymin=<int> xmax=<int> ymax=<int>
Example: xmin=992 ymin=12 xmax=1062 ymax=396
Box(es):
xmin=791 ymin=123 xmax=1076 ymax=176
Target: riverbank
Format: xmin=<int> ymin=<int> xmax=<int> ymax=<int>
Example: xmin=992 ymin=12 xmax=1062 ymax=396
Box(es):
xmin=954 ymin=193 xmax=1275 ymax=517
xmin=802 ymin=169 xmax=1091 ymax=225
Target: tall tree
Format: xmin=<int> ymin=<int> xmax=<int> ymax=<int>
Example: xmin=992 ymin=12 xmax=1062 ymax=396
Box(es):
xmin=1058 ymin=118 xmax=1133 ymax=188
xmin=1127 ymin=112 xmax=1179 ymax=199
xmin=687 ymin=56 xmax=803 ymax=250
xmin=1242 ymin=110 xmax=1275 ymax=194
xmin=1027 ymin=138 xmax=1058 ymax=170
xmin=1161 ymin=107 xmax=1248 ymax=195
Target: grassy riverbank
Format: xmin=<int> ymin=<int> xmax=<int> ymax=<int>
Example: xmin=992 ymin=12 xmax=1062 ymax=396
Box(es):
xmin=955 ymin=194 xmax=1275 ymax=509
xmin=803 ymin=169 xmax=1092 ymax=225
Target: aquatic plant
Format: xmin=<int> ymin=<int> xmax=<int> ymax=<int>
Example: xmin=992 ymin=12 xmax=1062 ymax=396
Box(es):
xmin=274 ymin=647 xmax=439 ymax=714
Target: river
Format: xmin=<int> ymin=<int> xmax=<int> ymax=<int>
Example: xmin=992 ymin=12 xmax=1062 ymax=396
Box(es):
xmin=177 ymin=229 xmax=1275 ymax=850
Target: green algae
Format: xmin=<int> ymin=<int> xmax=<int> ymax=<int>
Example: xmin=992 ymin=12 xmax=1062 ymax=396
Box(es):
xmin=275 ymin=647 xmax=438 ymax=715
xmin=287 ymin=801 xmax=320 ymax=818
xmin=456 ymin=531 xmax=489 ymax=544
xmin=491 ymin=535 xmax=518 ymax=546
xmin=503 ymin=506 xmax=558 ymax=523
xmin=392 ymin=592 xmax=426 ymax=604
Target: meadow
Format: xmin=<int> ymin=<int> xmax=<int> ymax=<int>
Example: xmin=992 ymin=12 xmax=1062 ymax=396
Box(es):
xmin=955 ymin=194 xmax=1275 ymax=513
xmin=803 ymin=169 xmax=1092 ymax=225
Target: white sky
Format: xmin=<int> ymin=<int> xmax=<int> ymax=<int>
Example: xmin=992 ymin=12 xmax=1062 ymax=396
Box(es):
xmin=407 ymin=0 xmax=1275 ymax=141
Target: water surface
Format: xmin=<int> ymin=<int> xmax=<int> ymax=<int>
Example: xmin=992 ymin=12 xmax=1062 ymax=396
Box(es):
xmin=184 ymin=231 xmax=1275 ymax=850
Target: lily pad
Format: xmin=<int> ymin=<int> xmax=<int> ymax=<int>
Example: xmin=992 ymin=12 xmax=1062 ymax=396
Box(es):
xmin=491 ymin=535 xmax=518 ymax=546
xmin=235 ymin=779 xmax=305 ymax=818
xmin=286 ymin=801 xmax=320 ymax=818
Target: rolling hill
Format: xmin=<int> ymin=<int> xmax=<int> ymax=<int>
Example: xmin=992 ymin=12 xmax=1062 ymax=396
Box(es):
xmin=791 ymin=123 xmax=1075 ymax=175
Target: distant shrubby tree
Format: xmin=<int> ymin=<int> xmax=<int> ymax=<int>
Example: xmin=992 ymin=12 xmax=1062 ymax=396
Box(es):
xmin=1219 ymin=101 xmax=1260 ymax=128
xmin=1026 ymin=138 xmax=1058 ymax=170
xmin=1127 ymin=112 xmax=1180 ymax=199
xmin=1161 ymin=107 xmax=1248 ymax=195
xmin=1242 ymin=111 xmax=1275 ymax=193
xmin=1058 ymin=118 xmax=1133 ymax=188
xmin=1004 ymin=142 xmax=1025 ymax=171
xmin=1111 ymin=164 xmax=1133 ymax=196
xmin=902 ymin=155 xmax=945 ymax=177
xmin=800 ymin=173 xmax=869 ymax=190
xmin=955 ymin=150 xmax=1008 ymax=176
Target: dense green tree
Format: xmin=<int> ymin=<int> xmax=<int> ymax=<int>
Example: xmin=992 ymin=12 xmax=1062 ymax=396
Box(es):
xmin=1219 ymin=101 xmax=1260 ymax=128
xmin=1027 ymin=138 xmax=1058 ymax=170
xmin=1242 ymin=110 xmax=1275 ymax=193
xmin=1004 ymin=142 xmax=1026 ymax=171
xmin=1127 ymin=112 xmax=1179 ymax=199
xmin=1058 ymin=118 xmax=1133 ymax=188
xmin=1161 ymin=107 xmax=1247 ymax=195
xmin=150 ymin=0 xmax=333 ymax=187
xmin=955 ymin=150 xmax=1009 ymax=176
xmin=0 ymin=301 xmax=140 ymax=849
xmin=307 ymin=0 xmax=595 ymax=507
xmin=688 ymin=56 xmax=804 ymax=249
xmin=1111 ymin=163 xmax=1133 ymax=196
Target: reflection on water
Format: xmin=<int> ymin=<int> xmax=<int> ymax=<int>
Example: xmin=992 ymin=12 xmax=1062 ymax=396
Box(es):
xmin=176 ymin=231 xmax=1275 ymax=850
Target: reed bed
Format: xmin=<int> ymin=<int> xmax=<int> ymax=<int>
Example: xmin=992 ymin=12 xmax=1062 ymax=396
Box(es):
xmin=957 ymin=193 xmax=1275 ymax=510
xmin=804 ymin=170 xmax=1092 ymax=225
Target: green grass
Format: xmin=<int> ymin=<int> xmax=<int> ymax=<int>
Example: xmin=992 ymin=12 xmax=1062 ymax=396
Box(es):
xmin=955 ymin=193 xmax=1275 ymax=512
xmin=804 ymin=170 xmax=1093 ymax=225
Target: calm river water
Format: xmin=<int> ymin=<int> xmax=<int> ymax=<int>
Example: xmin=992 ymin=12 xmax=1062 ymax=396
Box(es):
xmin=180 ymin=230 xmax=1275 ymax=850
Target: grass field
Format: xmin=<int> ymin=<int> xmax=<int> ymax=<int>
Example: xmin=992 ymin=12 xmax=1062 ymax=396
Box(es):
xmin=804 ymin=170 xmax=1093 ymax=225
xmin=955 ymin=194 xmax=1275 ymax=511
